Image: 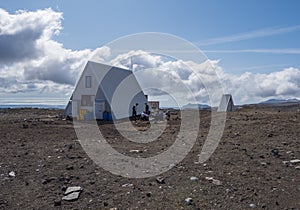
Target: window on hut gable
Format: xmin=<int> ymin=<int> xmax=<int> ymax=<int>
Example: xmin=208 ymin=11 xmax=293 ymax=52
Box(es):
xmin=85 ymin=76 xmax=92 ymax=88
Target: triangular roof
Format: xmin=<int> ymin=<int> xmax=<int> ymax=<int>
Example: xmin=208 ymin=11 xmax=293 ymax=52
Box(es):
xmin=95 ymin=62 xmax=147 ymax=119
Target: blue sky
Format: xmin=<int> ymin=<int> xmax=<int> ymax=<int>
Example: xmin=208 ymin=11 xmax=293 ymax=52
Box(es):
xmin=2 ymin=0 xmax=300 ymax=73
xmin=0 ymin=0 xmax=300 ymax=105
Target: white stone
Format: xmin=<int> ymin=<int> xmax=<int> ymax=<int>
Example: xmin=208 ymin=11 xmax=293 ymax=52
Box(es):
xmin=185 ymin=197 xmax=193 ymax=205
xmin=205 ymin=176 xmax=213 ymax=181
xmin=190 ymin=176 xmax=199 ymax=181
xmin=8 ymin=171 xmax=15 ymax=177
xmin=168 ymin=163 xmax=176 ymax=169
xmin=156 ymin=177 xmax=165 ymax=184
xmin=129 ymin=150 xmax=140 ymax=153
xmin=122 ymin=183 xmax=133 ymax=187
xmin=62 ymin=191 xmax=81 ymax=201
xmin=260 ymin=162 xmax=267 ymax=166
xmin=290 ymin=159 xmax=300 ymax=164
xmin=64 ymin=186 xmax=82 ymax=195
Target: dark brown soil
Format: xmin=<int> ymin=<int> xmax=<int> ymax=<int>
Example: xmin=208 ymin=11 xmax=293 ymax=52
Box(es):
xmin=0 ymin=105 xmax=299 ymax=210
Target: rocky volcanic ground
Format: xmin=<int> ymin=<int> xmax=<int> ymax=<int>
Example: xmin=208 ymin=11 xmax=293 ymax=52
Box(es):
xmin=0 ymin=104 xmax=299 ymax=210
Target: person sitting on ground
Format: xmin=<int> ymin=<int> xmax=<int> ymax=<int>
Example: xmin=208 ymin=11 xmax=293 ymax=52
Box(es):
xmin=166 ymin=110 xmax=170 ymax=121
xmin=140 ymin=111 xmax=149 ymax=121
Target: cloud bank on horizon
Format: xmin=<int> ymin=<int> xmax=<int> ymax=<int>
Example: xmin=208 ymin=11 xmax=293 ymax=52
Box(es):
xmin=0 ymin=8 xmax=299 ymax=106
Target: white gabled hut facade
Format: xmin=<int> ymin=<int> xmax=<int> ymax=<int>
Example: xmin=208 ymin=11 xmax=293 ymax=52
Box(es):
xmin=65 ymin=61 xmax=148 ymax=120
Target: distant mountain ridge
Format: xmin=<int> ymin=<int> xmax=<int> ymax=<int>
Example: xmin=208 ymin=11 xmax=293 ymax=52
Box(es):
xmin=182 ymin=103 xmax=210 ymax=110
xmin=0 ymin=104 xmax=65 ymax=109
xmin=259 ymin=98 xmax=300 ymax=104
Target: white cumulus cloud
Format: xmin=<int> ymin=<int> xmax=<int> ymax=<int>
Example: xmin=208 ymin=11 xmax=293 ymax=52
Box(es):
xmin=0 ymin=8 xmax=109 ymax=101
xmin=104 ymin=50 xmax=300 ymax=105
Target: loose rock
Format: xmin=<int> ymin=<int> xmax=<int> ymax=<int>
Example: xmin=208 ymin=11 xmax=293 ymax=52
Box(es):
xmin=260 ymin=162 xmax=267 ymax=167
xmin=8 ymin=171 xmax=15 ymax=177
xmin=282 ymin=161 xmax=290 ymax=165
xmin=64 ymin=186 xmax=82 ymax=195
xmin=129 ymin=149 xmax=141 ymax=153
xmin=205 ymin=177 xmax=213 ymax=181
xmin=42 ymin=177 xmax=56 ymax=184
xmin=122 ymin=183 xmax=133 ymax=187
xmin=290 ymin=159 xmax=300 ymax=164
xmin=62 ymin=191 xmax=81 ymax=201
xmin=185 ymin=197 xmax=193 ymax=205
xmin=41 ymin=179 xmax=48 ymax=184
xmin=271 ymin=148 xmax=280 ymax=157
xmin=54 ymin=199 xmax=61 ymax=206
xmin=156 ymin=177 xmax=165 ymax=184
xmin=205 ymin=176 xmax=222 ymax=185
xmin=62 ymin=186 xmax=83 ymax=201
xmin=190 ymin=176 xmax=199 ymax=181
xmin=66 ymin=165 xmax=74 ymax=170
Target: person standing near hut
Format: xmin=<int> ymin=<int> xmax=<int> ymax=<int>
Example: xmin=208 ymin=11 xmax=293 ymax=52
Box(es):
xmin=132 ymin=103 xmax=138 ymax=121
xmin=145 ymin=103 xmax=150 ymax=115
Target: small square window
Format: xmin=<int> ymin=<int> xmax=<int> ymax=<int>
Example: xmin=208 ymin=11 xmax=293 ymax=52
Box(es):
xmin=85 ymin=76 xmax=92 ymax=88
xmin=81 ymin=95 xmax=92 ymax=106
